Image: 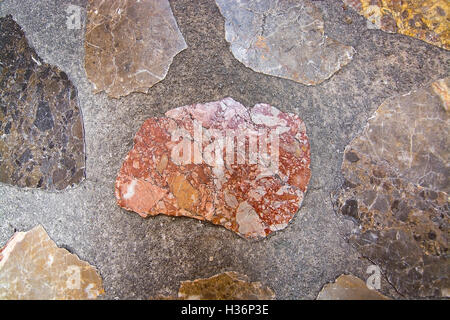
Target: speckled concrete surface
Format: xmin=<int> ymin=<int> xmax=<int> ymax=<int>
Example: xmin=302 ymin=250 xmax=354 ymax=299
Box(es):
xmin=0 ymin=0 xmax=448 ymax=299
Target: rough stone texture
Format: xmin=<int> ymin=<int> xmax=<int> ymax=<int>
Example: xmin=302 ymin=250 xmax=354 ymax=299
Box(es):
xmin=317 ymin=274 xmax=390 ymax=300
xmin=0 ymin=15 xmax=85 ymax=190
xmin=0 ymin=0 xmax=448 ymax=300
xmin=343 ymin=0 xmax=449 ymax=50
xmin=116 ymin=98 xmax=311 ymax=239
xmin=215 ymin=0 xmax=355 ymax=85
xmin=85 ymin=0 xmax=187 ymax=98
xmin=336 ymin=78 xmax=449 ymax=298
xmin=175 ymin=272 xmax=275 ymax=300
xmin=0 ymin=225 xmax=104 ymax=300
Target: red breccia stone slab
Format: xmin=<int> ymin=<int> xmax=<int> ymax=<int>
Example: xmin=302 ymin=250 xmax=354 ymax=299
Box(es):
xmin=115 ymin=98 xmax=311 ymax=239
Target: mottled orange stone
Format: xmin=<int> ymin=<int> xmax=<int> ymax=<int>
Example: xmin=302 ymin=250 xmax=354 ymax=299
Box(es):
xmin=116 ymin=98 xmax=311 ymax=239
xmin=343 ymin=0 xmax=449 ymax=50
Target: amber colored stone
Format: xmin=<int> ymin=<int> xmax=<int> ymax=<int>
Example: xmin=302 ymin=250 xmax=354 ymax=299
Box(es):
xmin=84 ymin=0 xmax=187 ymax=98
xmin=176 ymin=272 xmax=275 ymax=300
xmin=0 ymin=225 xmax=104 ymax=300
xmin=0 ymin=15 xmax=85 ymax=190
xmin=215 ymin=0 xmax=355 ymax=85
xmin=336 ymin=78 xmax=449 ymax=297
xmin=317 ymin=275 xmax=390 ymax=300
xmin=343 ymin=0 xmax=449 ymax=50
xmin=116 ymin=98 xmax=311 ymax=239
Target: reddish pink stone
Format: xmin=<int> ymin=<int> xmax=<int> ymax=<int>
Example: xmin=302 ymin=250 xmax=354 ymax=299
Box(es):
xmin=115 ymin=98 xmax=311 ymax=239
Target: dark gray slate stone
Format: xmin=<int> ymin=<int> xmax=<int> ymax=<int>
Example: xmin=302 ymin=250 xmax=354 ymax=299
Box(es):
xmin=0 ymin=15 xmax=85 ymax=190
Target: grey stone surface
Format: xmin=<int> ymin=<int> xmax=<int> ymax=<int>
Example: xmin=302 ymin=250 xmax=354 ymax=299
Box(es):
xmin=215 ymin=0 xmax=355 ymax=85
xmin=0 ymin=0 xmax=448 ymax=299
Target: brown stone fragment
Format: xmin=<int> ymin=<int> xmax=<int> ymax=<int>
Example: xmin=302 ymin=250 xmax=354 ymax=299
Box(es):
xmin=84 ymin=0 xmax=187 ymax=98
xmin=0 ymin=15 xmax=85 ymax=190
xmin=317 ymin=274 xmax=390 ymax=300
xmin=116 ymin=98 xmax=311 ymax=239
xmin=336 ymin=77 xmax=450 ymax=298
xmin=176 ymin=272 xmax=275 ymax=300
xmin=0 ymin=225 xmax=104 ymax=300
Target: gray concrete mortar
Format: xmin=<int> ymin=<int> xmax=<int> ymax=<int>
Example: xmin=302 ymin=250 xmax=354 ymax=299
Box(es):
xmin=0 ymin=0 xmax=448 ymax=299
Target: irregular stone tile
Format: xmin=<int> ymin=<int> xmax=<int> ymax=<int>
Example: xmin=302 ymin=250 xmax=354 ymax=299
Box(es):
xmin=85 ymin=0 xmax=187 ymax=98
xmin=0 ymin=15 xmax=85 ymax=190
xmin=336 ymin=78 xmax=449 ymax=298
xmin=343 ymin=0 xmax=449 ymax=50
xmin=177 ymin=272 xmax=275 ymax=300
xmin=317 ymin=274 xmax=390 ymax=300
xmin=0 ymin=225 xmax=104 ymax=300
xmin=116 ymin=98 xmax=311 ymax=239
xmin=215 ymin=0 xmax=355 ymax=85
